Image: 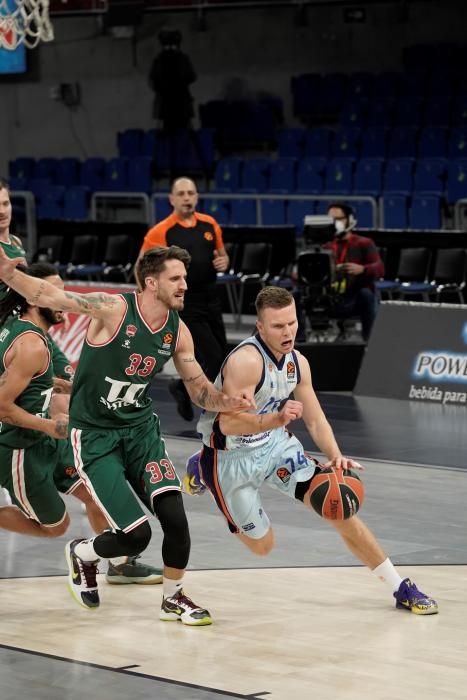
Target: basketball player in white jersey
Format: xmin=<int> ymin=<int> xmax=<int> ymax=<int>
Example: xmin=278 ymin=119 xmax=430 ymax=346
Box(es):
xmin=186 ymin=286 xmax=438 ymax=615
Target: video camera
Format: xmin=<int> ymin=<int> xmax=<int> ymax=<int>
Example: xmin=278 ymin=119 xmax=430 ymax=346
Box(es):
xmin=298 ymin=215 xmax=336 ymax=289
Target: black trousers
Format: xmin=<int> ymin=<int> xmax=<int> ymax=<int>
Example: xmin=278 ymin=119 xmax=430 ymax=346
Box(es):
xmin=181 ymin=287 xmax=228 ymax=382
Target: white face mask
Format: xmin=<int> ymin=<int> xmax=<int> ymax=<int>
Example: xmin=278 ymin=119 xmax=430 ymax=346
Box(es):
xmin=334 ymin=219 xmax=346 ymax=234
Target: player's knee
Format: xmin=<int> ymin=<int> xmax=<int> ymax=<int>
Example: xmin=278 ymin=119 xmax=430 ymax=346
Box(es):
xmin=153 ymin=491 xmax=191 ymax=569
xmin=41 ymin=512 xmax=70 ymax=537
xmin=245 ymin=529 xmax=274 ymax=556
xmin=116 ymin=521 xmax=152 ymax=556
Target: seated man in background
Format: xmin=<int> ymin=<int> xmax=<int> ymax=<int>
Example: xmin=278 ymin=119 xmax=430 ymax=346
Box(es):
xmin=325 ymin=203 xmax=384 ymax=342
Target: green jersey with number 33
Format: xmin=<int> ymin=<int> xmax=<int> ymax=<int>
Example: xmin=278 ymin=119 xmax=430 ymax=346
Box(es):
xmin=69 ymin=292 xmax=180 ymax=429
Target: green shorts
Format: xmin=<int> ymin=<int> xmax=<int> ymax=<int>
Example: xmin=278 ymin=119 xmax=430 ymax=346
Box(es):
xmin=0 ymin=437 xmax=70 ymax=527
xmin=70 ymin=413 xmax=181 ymax=532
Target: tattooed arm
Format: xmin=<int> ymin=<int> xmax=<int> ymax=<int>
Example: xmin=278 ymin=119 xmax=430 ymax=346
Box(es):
xmin=0 ymin=335 xmax=68 ymax=440
xmin=0 ymin=247 xmax=125 ymax=321
xmin=172 ymin=321 xmax=255 ymax=413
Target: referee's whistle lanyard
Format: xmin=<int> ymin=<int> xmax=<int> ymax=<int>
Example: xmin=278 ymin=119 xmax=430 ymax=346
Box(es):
xmin=331 ymin=239 xmax=351 ymax=294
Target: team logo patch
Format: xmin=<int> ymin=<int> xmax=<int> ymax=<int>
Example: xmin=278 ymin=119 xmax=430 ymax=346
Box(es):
xmin=204 ymin=232 xmax=214 ymax=241
xmin=126 ymin=325 xmax=137 ymax=337
xmin=163 ymin=332 xmax=173 ymax=345
xmin=65 ymin=466 xmax=77 ymax=478
xmin=287 ymin=361 xmax=295 ymax=379
xmin=276 ymin=467 xmax=291 ymax=484
xmin=268 ymin=361 xmax=273 ymax=372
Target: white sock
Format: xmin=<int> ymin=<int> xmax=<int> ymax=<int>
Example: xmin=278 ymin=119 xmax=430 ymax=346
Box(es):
xmin=372 ymin=557 xmax=403 ymax=593
xmin=163 ymin=577 xmax=183 ymax=599
xmin=109 ymin=556 xmax=128 ymax=566
xmin=74 ymin=538 xmax=100 ymax=563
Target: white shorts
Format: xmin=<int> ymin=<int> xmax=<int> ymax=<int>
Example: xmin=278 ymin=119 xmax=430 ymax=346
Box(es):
xmin=199 ymin=429 xmax=317 ymax=539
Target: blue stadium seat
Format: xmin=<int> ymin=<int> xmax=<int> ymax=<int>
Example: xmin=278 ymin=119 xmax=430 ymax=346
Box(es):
xmin=57 ymin=158 xmax=80 ymax=187
xmin=8 ymin=157 xmax=36 ymax=183
xmin=446 ymin=160 xmax=467 ymax=203
xmin=197 ymin=128 xmax=215 ymax=170
xmin=268 ymin=158 xmax=296 ymax=193
xmin=352 ymin=201 xmax=375 ymax=228
xmin=286 ymin=199 xmax=315 ymax=232
xmin=429 ymin=71 xmax=456 ymax=97
xmin=382 ymin=195 xmax=409 ymax=229
xmin=28 ymin=178 xmax=53 ymax=198
xmin=80 ymin=158 xmax=106 ymax=192
xmin=277 ymin=128 xmax=305 ymax=159
xmin=332 ymin=127 xmax=361 ymax=158
xmin=36 ymin=186 xmax=65 ymax=220
xmin=260 ymin=199 xmax=286 ymax=226
xmin=400 ymin=72 xmax=428 ymax=98
xmin=153 ymin=195 xmax=172 ymax=222
xmin=366 ymin=99 xmax=396 ymax=127
xmin=240 ymin=158 xmax=269 ymax=193
xmin=214 ymin=158 xmax=242 ymax=193
xmin=340 ymin=100 xmax=368 ymax=127
xmin=141 ymin=130 xmax=156 ymax=158
xmin=360 ymin=127 xmax=388 ymax=158
xmin=418 ymin=127 xmax=448 ymax=158
xmin=353 ymin=158 xmax=384 ymax=197
xmin=103 ymin=158 xmax=128 ymax=192
xmin=388 ymin=127 xmax=418 ymax=159
xmin=34 ymin=158 xmax=59 ymax=182
xmin=423 ymin=97 xmax=451 ymax=127
xmin=63 ymin=186 xmax=89 ymax=220
xmin=413 ymin=159 xmax=447 ymax=195
xmin=448 ymin=128 xmax=467 ymax=159
xmin=127 ymin=157 xmax=153 ymax=193
xmin=373 ymin=72 xmax=400 ymax=100
xmin=409 ymin=195 xmax=442 ymax=229
xmin=199 ymin=197 xmax=230 ymax=226
xmin=320 ymin=73 xmax=348 ymax=114
xmin=324 ymin=158 xmax=354 ymax=195
xmin=347 ymin=72 xmax=374 ymax=100
xmin=383 ymin=158 xmax=414 ymax=194
xmin=230 ymin=199 xmax=257 ymax=225
xmin=451 ymin=98 xmax=467 ymax=127
xmin=304 ymin=128 xmax=333 ymax=159
xmin=394 ymin=97 xmax=423 ymax=127
xmin=296 ymin=158 xmax=326 ymax=194
xmin=117 ymin=129 xmax=144 ymax=158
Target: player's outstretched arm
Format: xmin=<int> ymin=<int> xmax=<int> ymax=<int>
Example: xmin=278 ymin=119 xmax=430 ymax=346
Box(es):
xmin=294 ymin=353 xmax=361 ymax=470
xmin=173 ymin=322 xmax=254 ymax=413
xmin=0 ymin=247 xmax=124 ymax=320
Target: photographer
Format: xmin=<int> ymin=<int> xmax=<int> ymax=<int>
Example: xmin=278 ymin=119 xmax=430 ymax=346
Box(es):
xmin=324 ymin=203 xmax=384 ymax=342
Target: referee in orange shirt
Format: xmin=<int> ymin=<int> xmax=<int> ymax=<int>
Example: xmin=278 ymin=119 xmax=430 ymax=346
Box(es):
xmin=136 ymin=177 xmax=230 ymax=421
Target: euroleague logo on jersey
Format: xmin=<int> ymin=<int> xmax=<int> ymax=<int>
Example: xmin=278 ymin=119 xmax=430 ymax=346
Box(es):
xmin=276 ymin=467 xmax=291 ymax=484
xmin=203 ymin=232 xmax=214 ymax=241
xmin=158 ymin=331 xmax=174 ymax=356
xmin=287 ymin=361 xmax=295 ymax=380
xmin=126 ymin=325 xmax=137 ymax=337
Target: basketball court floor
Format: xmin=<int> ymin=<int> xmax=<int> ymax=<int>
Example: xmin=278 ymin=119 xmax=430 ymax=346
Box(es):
xmin=1 ymin=343 xmax=466 ymax=699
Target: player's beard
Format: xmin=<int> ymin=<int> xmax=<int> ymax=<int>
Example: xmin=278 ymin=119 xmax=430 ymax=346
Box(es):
xmin=156 ymin=287 xmax=184 ymax=311
xmin=39 ymin=307 xmax=63 ymax=326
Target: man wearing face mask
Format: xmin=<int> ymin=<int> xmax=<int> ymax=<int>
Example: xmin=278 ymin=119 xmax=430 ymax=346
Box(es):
xmin=324 ymin=203 xmax=384 ymax=342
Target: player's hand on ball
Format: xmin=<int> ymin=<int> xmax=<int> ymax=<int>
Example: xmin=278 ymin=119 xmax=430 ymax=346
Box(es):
xmin=324 ymin=456 xmax=364 ymax=471
xmin=277 ymin=399 xmax=303 ymax=426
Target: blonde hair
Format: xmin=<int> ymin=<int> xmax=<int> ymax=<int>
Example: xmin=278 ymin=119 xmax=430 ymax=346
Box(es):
xmin=255 ymin=286 xmax=294 ymax=318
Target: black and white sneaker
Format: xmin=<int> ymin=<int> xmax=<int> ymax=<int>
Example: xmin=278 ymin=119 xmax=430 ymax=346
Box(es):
xmin=160 ymin=589 xmax=212 ymax=626
xmin=65 ymin=539 xmax=100 ymax=610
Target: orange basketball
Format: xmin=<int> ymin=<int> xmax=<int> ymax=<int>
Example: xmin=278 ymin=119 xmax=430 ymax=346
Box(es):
xmin=308 ymin=467 xmax=364 ymax=520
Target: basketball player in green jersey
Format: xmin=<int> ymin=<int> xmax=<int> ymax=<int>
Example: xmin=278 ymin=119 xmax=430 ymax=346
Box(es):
xmin=0 ymin=181 xmax=164 ymax=585
xmin=0 ymin=245 xmax=253 ymax=624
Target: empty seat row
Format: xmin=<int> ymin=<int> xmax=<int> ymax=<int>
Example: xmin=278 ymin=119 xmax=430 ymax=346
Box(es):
xmin=9 ymin=157 xmax=154 ymax=195
xmin=291 ymin=68 xmax=467 ymax=118
xmin=213 ymin=156 xmax=467 ymax=202
xmin=117 ymin=128 xmax=215 ymax=171
xmin=151 ymin=194 xmax=441 ymax=231
xmin=340 ymin=96 xmax=467 ymax=129
xmin=277 ymin=126 xmax=467 ymax=160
